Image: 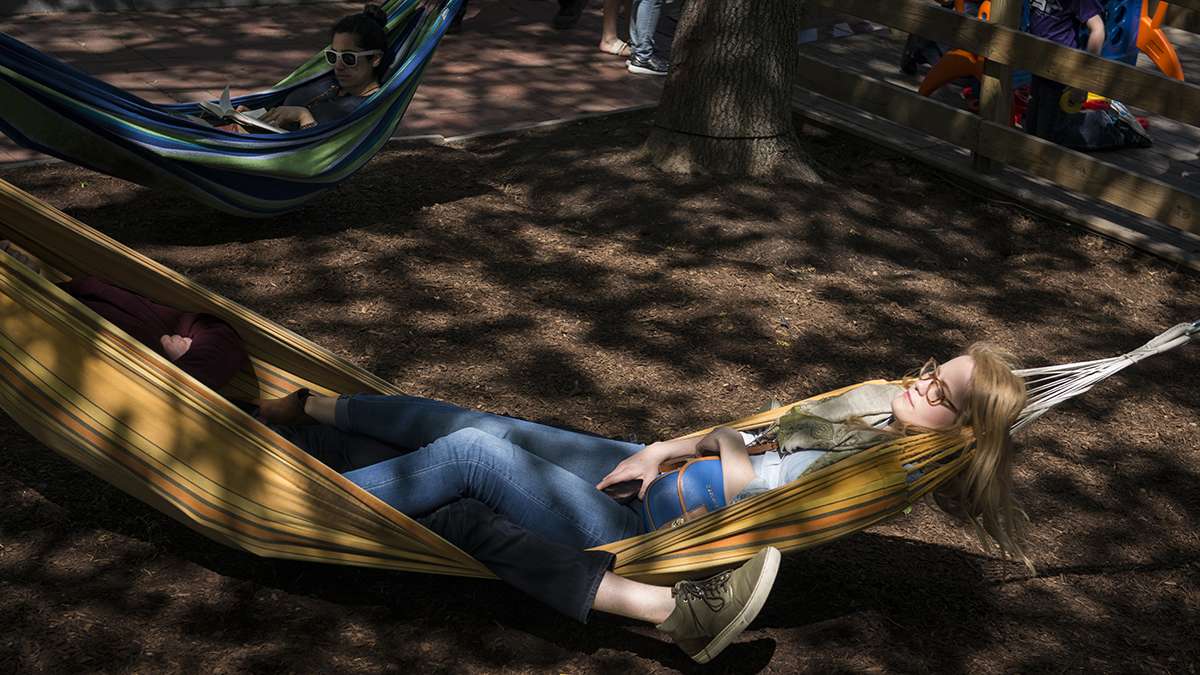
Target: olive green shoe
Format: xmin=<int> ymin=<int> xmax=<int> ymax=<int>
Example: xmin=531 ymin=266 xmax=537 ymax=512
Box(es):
xmin=656 ymin=546 xmax=781 ymax=663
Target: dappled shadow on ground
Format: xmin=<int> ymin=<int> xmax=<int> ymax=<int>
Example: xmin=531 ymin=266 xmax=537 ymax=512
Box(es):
xmin=1 ymin=109 xmax=1198 ymax=673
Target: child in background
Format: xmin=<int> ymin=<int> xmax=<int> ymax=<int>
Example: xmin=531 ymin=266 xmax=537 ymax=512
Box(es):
xmin=1024 ymin=0 xmax=1106 ymax=141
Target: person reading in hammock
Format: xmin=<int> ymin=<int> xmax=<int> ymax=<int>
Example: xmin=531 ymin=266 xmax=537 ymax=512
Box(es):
xmin=230 ymin=4 xmax=388 ymax=132
xmin=1 ymin=241 xmax=249 ymax=391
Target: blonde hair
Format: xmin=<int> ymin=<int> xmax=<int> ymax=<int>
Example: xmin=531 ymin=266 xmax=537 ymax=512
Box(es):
xmin=933 ymin=342 xmax=1032 ymax=570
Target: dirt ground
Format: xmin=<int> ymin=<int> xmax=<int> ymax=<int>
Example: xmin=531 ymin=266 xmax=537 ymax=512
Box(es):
xmin=1 ymin=110 xmax=1198 ymax=674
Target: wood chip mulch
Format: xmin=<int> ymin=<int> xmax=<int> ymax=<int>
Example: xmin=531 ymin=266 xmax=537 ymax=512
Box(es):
xmin=1 ymin=110 xmax=1197 ymax=674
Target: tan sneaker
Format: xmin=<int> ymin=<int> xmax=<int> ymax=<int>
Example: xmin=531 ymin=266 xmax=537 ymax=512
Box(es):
xmin=656 ymin=546 xmax=781 ymax=663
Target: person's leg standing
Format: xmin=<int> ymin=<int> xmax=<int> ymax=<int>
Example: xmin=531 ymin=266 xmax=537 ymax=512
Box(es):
xmin=343 ymin=427 xmax=642 ymax=548
xmin=336 ymin=394 xmax=643 ymax=485
xmin=627 ymin=0 xmax=667 ymax=75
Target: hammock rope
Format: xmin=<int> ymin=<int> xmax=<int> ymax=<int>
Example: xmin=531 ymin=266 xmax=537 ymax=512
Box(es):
xmin=1012 ymin=320 xmax=1200 ymax=433
xmin=0 ymin=178 xmax=1194 ymax=581
xmin=0 ymin=0 xmax=464 ymax=216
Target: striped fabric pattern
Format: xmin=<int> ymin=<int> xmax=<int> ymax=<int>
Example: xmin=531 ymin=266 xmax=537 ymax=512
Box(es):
xmin=0 ymin=0 xmax=463 ymax=217
xmin=600 ymin=404 xmax=970 ymax=582
xmin=0 ymin=178 xmax=971 ymax=581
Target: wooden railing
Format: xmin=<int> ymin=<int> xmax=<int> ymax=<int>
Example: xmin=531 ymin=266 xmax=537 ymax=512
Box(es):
xmin=796 ymin=0 xmax=1200 ymax=234
xmin=1165 ymin=4 xmax=1199 ymax=32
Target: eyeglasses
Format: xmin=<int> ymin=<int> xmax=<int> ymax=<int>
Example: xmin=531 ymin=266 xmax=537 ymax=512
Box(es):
xmin=323 ymin=48 xmax=382 ymax=67
xmin=909 ymin=357 xmax=959 ymax=414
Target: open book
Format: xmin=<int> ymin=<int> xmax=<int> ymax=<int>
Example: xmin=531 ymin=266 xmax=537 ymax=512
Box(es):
xmin=192 ymin=86 xmax=287 ymax=134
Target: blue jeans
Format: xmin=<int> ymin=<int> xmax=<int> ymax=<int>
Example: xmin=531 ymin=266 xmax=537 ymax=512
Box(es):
xmin=629 ymin=0 xmax=664 ymax=61
xmin=419 ymin=498 xmax=612 ymax=623
xmin=330 ymin=395 xmax=646 ymax=549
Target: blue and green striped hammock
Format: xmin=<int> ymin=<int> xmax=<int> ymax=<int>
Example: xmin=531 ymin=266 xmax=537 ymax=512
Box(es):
xmin=0 ymin=0 xmax=462 ymax=216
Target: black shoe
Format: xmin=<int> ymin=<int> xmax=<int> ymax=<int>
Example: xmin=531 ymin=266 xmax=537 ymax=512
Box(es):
xmin=627 ymin=53 xmax=669 ymax=76
xmin=553 ymin=0 xmax=587 ymax=29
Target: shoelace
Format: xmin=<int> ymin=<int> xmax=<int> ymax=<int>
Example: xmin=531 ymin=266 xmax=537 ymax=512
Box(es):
xmin=675 ymin=570 xmax=732 ymax=613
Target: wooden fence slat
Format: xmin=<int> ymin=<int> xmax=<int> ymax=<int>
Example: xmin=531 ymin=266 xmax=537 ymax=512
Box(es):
xmin=795 ymin=53 xmax=980 ymax=149
xmin=1164 ymin=4 xmax=1200 ymax=32
xmin=794 ymin=53 xmax=1200 ymax=233
xmin=817 ymin=0 xmax=1200 ymax=125
xmin=1161 ymin=0 xmax=1200 ymax=19
xmin=976 ymin=122 xmax=1198 ymax=231
xmin=974 ymin=0 xmax=1020 ymax=172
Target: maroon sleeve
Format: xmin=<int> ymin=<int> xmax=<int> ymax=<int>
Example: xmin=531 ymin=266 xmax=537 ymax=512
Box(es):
xmin=172 ymin=314 xmax=250 ymax=390
xmin=61 ymin=277 xmax=248 ymax=390
xmin=60 ymin=276 xmax=180 ymax=354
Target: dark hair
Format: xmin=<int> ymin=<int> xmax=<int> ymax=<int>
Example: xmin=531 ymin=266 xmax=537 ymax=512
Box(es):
xmin=332 ymin=3 xmax=388 ymax=77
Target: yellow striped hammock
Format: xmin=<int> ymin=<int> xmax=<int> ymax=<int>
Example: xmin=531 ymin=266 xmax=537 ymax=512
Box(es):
xmin=0 ymin=177 xmax=1195 ymax=583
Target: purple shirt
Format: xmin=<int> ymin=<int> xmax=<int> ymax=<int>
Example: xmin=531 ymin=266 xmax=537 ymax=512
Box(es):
xmin=1028 ymin=0 xmax=1103 ymax=48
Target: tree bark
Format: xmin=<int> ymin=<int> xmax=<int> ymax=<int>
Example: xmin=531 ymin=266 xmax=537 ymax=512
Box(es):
xmin=646 ymin=0 xmax=820 ymax=182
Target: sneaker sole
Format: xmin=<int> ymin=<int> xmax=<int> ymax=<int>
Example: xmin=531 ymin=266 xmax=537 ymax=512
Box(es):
xmin=627 ymin=63 xmax=668 ymax=76
xmin=690 ymin=547 xmax=781 ymax=664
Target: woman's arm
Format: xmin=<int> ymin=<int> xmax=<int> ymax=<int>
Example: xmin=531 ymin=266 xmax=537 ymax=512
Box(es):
xmin=695 ymin=428 xmax=756 ymax=503
xmin=260 ymin=106 xmax=317 ymax=130
xmin=596 ymin=427 xmax=758 ymax=501
xmin=596 ymin=434 xmax=706 ymax=498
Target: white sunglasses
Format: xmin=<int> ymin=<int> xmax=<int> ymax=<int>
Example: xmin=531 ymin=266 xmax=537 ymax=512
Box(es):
xmin=323 ymin=48 xmax=382 ymax=67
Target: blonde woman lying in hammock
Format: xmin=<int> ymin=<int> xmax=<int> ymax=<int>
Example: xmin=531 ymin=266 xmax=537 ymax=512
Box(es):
xmin=605 ymin=343 xmax=1030 ymax=566
xmin=252 ymin=343 xmax=1029 ymax=651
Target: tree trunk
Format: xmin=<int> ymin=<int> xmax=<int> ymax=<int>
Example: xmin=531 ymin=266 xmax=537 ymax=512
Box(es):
xmin=646 ymin=0 xmax=820 ymax=182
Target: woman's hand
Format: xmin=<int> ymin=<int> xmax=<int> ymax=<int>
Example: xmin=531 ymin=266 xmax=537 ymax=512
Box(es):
xmin=260 ymin=106 xmax=317 ymax=129
xmin=596 ymin=442 xmax=673 ymax=500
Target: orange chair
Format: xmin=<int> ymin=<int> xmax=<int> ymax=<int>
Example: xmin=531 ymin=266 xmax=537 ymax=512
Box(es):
xmin=917 ymin=0 xmax=990 ymax=97
xmin=1137 ymin=0 xmax=1184 ymax=80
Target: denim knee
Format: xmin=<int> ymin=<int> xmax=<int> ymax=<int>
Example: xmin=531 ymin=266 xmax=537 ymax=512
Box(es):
xmin=433 ymin=427 xmax=515 ymax=466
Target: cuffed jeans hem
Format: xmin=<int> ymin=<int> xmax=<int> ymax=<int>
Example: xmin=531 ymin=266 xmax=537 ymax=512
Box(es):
xmin=335 ymin=394 xmax=353 ymax=429
xmin=418 ymin=498 xmax=615 ymax=624
xmin=578 ymin=550 xmax=616 ymax=624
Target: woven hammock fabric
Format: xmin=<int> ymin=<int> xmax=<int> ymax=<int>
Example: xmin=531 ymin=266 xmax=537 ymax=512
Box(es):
xmin=0 ymin=0 xmax=462 ymax=217
xmin=5 ymin=181 xmax=1191 ymax=582
xmin=0 ymin=178 xmax=987 ymax=581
